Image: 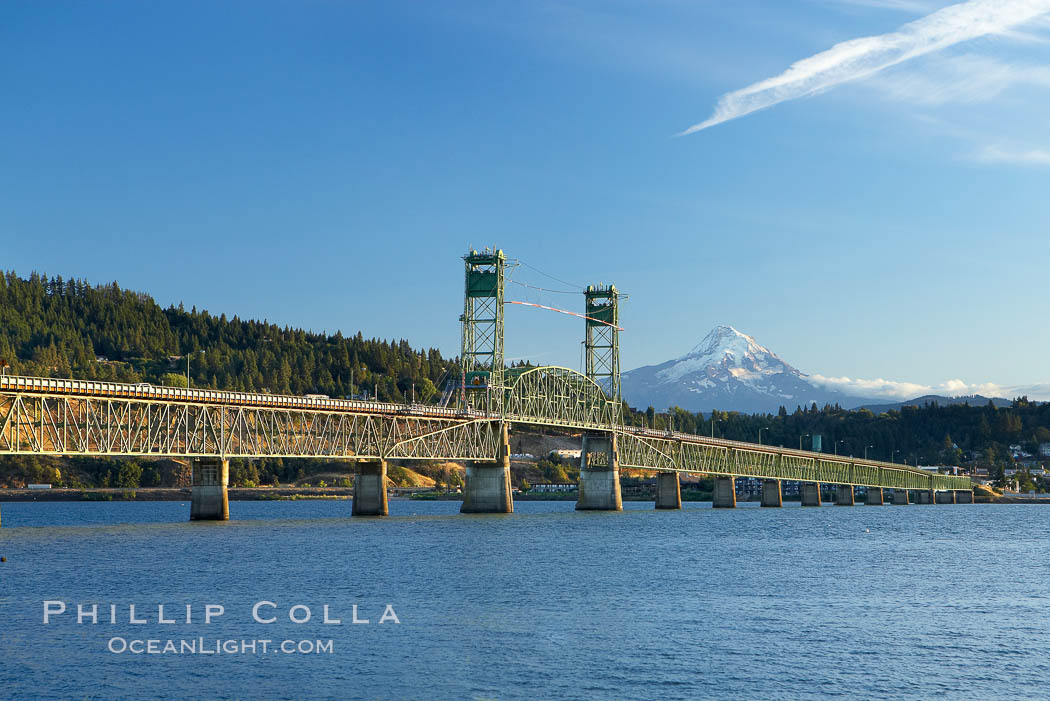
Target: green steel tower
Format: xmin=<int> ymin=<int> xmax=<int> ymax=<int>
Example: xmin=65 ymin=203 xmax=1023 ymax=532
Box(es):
xmin=460 ymin=248 xmax=506 ymax=412
xmin=584 ymin=284 xmax=620 ymax=406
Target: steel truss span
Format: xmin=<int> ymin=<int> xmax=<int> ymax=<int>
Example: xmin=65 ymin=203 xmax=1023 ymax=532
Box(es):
xmin=0 ymin=382 xmax=499 ymax=461
xmin=0 ymin=372 xmax=972 ymax=491
xmin=617 ymin=429 xmax=972 ymax=492
xmin=504 ymin=366 xmax=617 ymax=431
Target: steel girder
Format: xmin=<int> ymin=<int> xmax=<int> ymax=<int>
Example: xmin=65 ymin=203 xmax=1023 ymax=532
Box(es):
xmin=503 ymin=366 xmax=617 ymax=430
xmin=616 ymin=430 xmax=972 ymax=491
xmin=0 ymin=392 xmax=501 ymax=461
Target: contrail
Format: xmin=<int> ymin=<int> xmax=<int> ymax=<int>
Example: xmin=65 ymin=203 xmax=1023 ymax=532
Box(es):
xmin=679 ymin=0 xmax=1050 ymax=135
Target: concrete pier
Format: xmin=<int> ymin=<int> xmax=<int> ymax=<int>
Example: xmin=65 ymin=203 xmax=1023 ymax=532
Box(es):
xmin=190 ymin=457 xmax=229 ymax=521
xmin=461 ymin=423 xmax=514 ymax=514
xmin=892 ymin=489 xmax=910 ymax=505
xmin=956 ymin=490 xmax=974 ymax=504
xmin=866 ymin=487 xmax=884 ymax=505
xmin=918 ymin=490 xmax=933 ymax=505
xmin=801 ymin=482 xmax=821 ymax=507
xmin=352 ymin=459 xmax=389 ymax=516
xmin=655 ymin=472 xmax=682 ymax=510
xmin=712 ymin=477 xmax=736 ymax=508
xmin=760 ymin=480 xmax=782 ymax=507
xmin=835 ymin=485 xmax=855 ymax=506
xmin=935 ymin=490 xmax=955 ymax=504
xmin=576 ymin=434 xmax=622 ymax=511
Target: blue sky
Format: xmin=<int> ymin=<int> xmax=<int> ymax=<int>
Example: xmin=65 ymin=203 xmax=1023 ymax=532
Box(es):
xmin=4 ymin=0 xmax=1050 ymax=399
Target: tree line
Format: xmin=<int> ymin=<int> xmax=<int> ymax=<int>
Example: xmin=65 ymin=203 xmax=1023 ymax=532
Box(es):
xmin=623 ymin=398 xmax=1048 ymax=487
xmin=0 ymin=270 xmax=457 ymax=488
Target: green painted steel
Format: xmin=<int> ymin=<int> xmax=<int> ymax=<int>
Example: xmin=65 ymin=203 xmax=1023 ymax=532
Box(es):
xmin=460 ymin=248 xmax=506 ymax=414
xmin=0 ymin=387 xmax=501 ymax=460
xmin=504 ymin=366 xmax=616 ymax=430
xmin=617 ymin=430 xmax=972 ymax=491
xmin=584 ymin=284 xmax=621 ymax=408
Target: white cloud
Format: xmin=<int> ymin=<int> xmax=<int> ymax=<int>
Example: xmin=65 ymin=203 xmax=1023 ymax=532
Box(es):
xmin=1005 ymin=383 xmax=1050 ymax=400
xmin=974 ymin=144 xmax=1050 ymax=165
xmin=807 ymin=373 xmax=1015 ymax=400
xmin=871 ymin=53 xmax=1050 ymax=104
xmin=680 ymin=0 xmax=1050 ymax=135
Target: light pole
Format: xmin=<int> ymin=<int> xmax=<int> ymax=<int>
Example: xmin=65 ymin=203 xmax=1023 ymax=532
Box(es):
xmin=835 ymin=439 xmax=847 ymax=456
xmin=864 ymin=445 xmax=874 ymax=460
xmin=800 ymin=434 xmax=810 ymax=451
xmin=892 ymin=449 xmax=901 ymax=463
xmin=758 ymin=426 xmax=770 ymax=445
xmin=186 ymin=349 xmax=205 ymax=388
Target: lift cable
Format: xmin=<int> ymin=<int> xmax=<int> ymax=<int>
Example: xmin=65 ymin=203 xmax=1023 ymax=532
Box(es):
xmin=505 ymin=300 xmax=624 ymax=331
xmin=512 ymin=259 xmax=584 ymax=291
xmin=508 ymin=280 xmax=578 ymax=295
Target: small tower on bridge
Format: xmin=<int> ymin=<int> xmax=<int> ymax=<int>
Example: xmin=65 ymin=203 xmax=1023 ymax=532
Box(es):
xmin=460 ymin=248 xmax=506 ymax=413
xmin=583 ymin=284 xmax=621 ymax=407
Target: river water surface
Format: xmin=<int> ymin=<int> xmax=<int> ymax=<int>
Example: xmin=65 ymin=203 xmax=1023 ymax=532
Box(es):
xmin=0 ymin=499 xmax=1047 ymax=700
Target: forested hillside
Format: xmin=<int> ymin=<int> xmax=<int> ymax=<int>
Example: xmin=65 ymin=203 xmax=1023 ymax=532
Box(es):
xmin=0 ymin=271 xmax=453 ymax=400
xmin=0 ymin=271 xmax=457 ymax=488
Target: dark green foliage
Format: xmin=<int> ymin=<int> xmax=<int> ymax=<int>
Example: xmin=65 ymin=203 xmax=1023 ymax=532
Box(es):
xmin=0 ymin=270 xmax=458 ymax=487
xmin=623 ymin=398 xmax=1048 ymax=471
xmin=0 ymin=270 xmax=455 ymax=401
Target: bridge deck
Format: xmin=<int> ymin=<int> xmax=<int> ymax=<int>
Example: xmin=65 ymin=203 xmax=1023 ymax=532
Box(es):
xmin=0 ymin=375 xmax=972 ymax=491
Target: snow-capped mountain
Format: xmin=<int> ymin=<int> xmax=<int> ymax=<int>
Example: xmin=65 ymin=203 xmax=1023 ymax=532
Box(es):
xmin=620 ymin=326 xmax=868 ymax=414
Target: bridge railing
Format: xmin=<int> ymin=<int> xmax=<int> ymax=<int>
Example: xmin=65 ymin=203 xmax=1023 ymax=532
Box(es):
xmin=0 ymin=374 xmax=470 ymax=418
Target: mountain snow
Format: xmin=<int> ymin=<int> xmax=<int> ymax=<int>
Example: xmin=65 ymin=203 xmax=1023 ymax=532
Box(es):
xmin=655 ymin=326 xmax=792 ymax=385
xmin=620 ymin=325 xmax=867 ymax=414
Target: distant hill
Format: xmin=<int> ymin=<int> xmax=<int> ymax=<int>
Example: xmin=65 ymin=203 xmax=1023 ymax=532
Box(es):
xmin=854 ymin=395 xmax=1014 ymax=414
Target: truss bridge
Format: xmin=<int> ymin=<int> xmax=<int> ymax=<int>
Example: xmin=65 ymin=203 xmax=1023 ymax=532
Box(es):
xmin=0 ymin=248 xmax=974 ymax=521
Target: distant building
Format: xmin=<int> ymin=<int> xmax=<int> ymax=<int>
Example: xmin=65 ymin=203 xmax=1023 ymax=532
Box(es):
xmin=530 ymin=482 xmax=577 ymax=493
xmin=550 ymin=449 xmax=582 ymax=460
xmin=733 ymin=477 xmax=800 ymax=497
xmin=918 ymin=465 xmax=961 ymax=474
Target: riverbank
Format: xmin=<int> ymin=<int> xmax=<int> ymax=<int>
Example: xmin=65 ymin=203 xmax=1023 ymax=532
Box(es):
xmin=0 ymin=487 xmax=1023 ymax=504
xmin=0 ymin=487 xmax=354 ymax=501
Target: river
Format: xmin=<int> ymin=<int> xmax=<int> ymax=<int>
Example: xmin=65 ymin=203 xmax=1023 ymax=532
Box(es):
xmin=0 ymin=500 xmax=1046 ymax=699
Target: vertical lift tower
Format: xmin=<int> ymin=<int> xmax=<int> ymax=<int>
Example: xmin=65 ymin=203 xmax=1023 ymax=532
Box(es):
xmin=459 ymin=249 xmax=513 ymax=512
xmin=578 ymin=284 xmax=628 ymax=510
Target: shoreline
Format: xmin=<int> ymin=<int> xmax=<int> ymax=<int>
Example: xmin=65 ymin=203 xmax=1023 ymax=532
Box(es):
xmin=0 ymin=487 xmax=1031 ymax=504
xmin=0 ymin=487 xmax=356 ymax=502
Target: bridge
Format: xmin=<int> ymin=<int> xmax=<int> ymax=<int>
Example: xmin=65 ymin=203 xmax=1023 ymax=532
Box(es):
xmin=0 ymin=248 xmax=973 ymax=522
